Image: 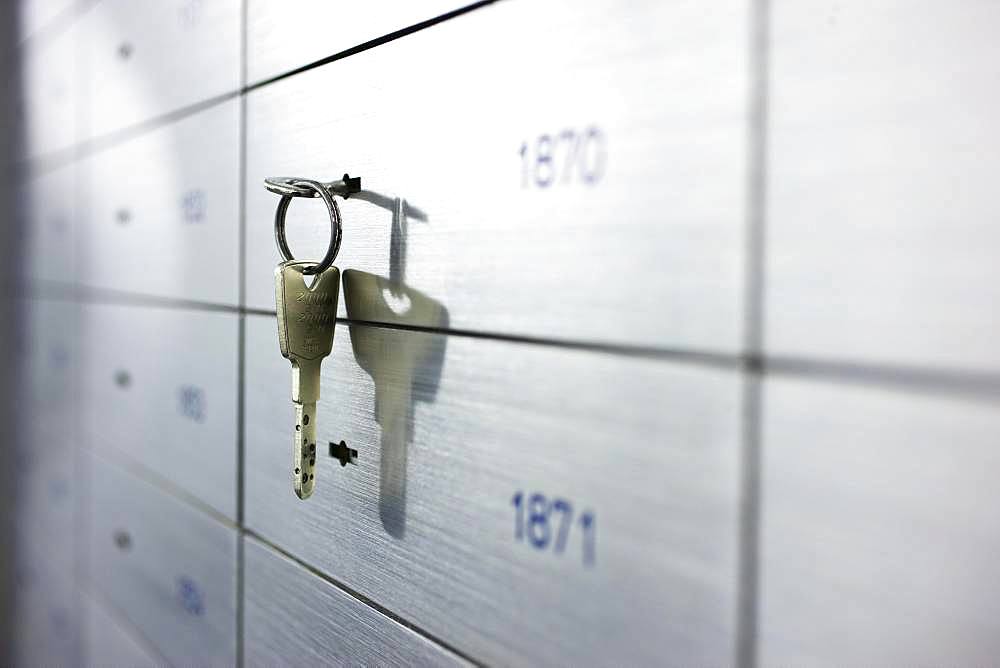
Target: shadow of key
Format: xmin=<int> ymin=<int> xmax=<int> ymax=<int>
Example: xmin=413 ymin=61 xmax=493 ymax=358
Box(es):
xmin=342 ymin=269 xmax=448 ymax=539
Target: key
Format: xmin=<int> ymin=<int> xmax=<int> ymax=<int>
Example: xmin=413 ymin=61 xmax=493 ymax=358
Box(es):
xmin=275 ymin=260 xmax=340 ymax=499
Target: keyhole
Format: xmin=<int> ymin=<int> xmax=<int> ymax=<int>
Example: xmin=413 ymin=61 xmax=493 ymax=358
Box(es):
xmin=114 ymin=369 xmax=131 ymax=388
xmin=113 ymin=529 xmax=132 ymax=551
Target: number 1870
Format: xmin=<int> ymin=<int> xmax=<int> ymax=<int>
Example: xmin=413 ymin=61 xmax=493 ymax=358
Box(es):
xmin=519 ymin=126 xmax=606 ymax=188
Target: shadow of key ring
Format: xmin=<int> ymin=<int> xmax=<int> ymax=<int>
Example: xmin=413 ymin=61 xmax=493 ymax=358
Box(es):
xmin=273 ymin=178 xmax=342 ymax=275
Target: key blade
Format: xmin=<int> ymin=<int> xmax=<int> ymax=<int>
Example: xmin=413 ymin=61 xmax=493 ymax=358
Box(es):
xmin=293 ymin=402 xmax=318 ymax=499
xmin=290 ymin=358 xmax=323 ymax=404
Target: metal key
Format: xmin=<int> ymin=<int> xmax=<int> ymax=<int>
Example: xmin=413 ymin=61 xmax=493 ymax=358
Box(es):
xmin=275 ymin=260 xmax=340 ymax=499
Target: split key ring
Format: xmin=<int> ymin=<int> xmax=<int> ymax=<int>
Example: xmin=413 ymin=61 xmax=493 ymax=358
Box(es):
xmin=267 ymin=175 xmax=359 ymax=276
xmin=266 ymin=174 xmax=361 ymax=200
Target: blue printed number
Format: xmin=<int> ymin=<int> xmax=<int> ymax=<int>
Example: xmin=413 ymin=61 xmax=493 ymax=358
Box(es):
xmin=512 ymin=491 xmax=596 ymax=567
xmin=519 ymin=126 xmax=606 ymax=188
xmin=527 ymin=493 xmax=550 ymax=548
xmin=181 ymin=189 xmax=206 ymax=223
xmin=176 ymin=576 xmax=204 ymax=616
xmin=178 ymin=385 xmax=205 ymax=422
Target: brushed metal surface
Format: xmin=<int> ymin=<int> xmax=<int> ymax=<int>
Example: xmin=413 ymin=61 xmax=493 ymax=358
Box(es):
xmin=12 ymin=547 xmax=81 ymax=668
xmin=244 ymin=307 xmax=741 ymax=666
xmin=20 ymin=22 xmax=82 ymax=158
xmin=21 ymin=164 xmax=76 ymax=284
xmin=759 ymin=377 xmax=1000 ymax=665
xmin=22 ymin=298 xmax=78 ymax=443
xmin=247 ymin=0 xmax=469 ymax=84
xmin=19 ymin=0 xmax=86 ymax=40
xmin=81 ymin=0 xmax=240 ymax=139
xmin=78 ymin=302 xmax=239 ymax=519
xmin=87 ymin=453 xmax=238 ymax=666
xmin=766 ymin=0 xmax=1000 ymax=370
xmin=15 ymin=448 xmax=77 ymax=576
xmin=245 ymin=0 xmax=748 ymax=350
xmin=84 ymin=590 xmax=167 ymax=668
xmin=78 ymin=99 xmax=240 ymax=305
xmin=18 ymin=299 xmax=79 ymax=576
xmin=244 ymin=537 xmax=470 ymax=667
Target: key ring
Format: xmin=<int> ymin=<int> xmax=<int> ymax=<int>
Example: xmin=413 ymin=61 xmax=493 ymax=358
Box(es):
xmin=266 ymin=174 xmax=361 ymax=200
xmin=273 ymin=178 xmax=342 ymax=275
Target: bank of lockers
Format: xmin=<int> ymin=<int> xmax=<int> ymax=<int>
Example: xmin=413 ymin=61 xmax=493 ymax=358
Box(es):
xmin=12 ymin=0 xmax=1000 ymax=665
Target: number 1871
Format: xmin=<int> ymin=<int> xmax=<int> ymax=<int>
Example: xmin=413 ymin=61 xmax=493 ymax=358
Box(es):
xmin=511 ymin=491 xmax=596 ymax=567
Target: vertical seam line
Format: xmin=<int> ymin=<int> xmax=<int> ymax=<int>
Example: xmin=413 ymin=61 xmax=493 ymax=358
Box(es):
xmin=736 ymin=0 xmax=770 ymax=666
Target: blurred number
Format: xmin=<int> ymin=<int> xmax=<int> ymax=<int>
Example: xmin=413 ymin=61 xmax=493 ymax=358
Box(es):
xmin=176 ymin=576 xmax=204 ymax=615
xmin=48 ymin=345 xmax=68 ymax=370
xmin=48 ymin=214 xmax=68 ymax=233
xmin=511 ymin=490 xmax=596 ymax=567
xmin=48 ymin=478 xmax=69 ymax=501
xmin=551 ymin=498 xmax=572 ymax=553
xmin=511 ymin=491 xmax=524 ymax=540
xmin=580 ymin=511 xmax=596 ymax=567
xmin=178 ymin=0 xmax=203 ymax=28
xmin=579 ymin=126 xmax=606 ymax=184
xmin=519 ymin=126 xmax=606 ymax=188
xmin=178 ymin=385 xmax=205 ymax=422
xmin=49 ymin=609 xmax=69 ymax=633
xmin=527 ymin=493 xmax=551 ymax=548
xmin=182 ymin=189 xmax=206 ymax=223
xmin=534 ymin=135 xmax=554 ymax=188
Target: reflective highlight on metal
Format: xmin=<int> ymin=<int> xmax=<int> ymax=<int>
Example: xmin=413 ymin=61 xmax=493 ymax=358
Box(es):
xmin=271 ymin=178 xmax=343 ymax=275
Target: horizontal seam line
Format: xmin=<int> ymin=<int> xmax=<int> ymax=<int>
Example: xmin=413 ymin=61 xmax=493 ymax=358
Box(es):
xmin=340 ymin=315 xmax=739 ymax=367
xmin=22 ymin=285 xmax=1000 ymax=400
xmin=78 ymin=582 xmax=175 ymax=667
xmin=16 ymin=90 xmax=240 ymax=177
xmin=22 ymin=283 xmax=739 ymax=366
xmin=244 ymin=0 xmax=497 ymax=92
xmin=242 ymin=530 xmax=482 ymax=667
xmin=91 ymin=448 xmax=239 ymax=530
xmin=90 ymin=450 xmax=478 ymax=665
xmin=27 ymin=283 xmax=244 ymax=313
xmin=15 ymin=0 xmax=100 ymax=52
xmin=15 ymin=0 xmax=498 ymax=176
